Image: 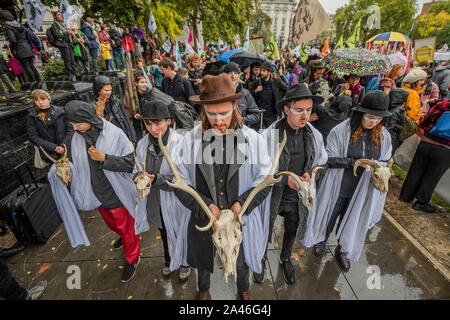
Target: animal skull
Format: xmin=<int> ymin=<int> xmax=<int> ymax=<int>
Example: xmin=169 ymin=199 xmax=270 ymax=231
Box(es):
xmin=211 ymin=210 xmax=243 ymax=282
xmin=158 ymin=126 xmax=287 ymax=282
xmin=40 ymin=145 xmax=72 ymax=186
xmin=353 ymin=158 xmax=394 ymax=193
xmin=134 ymin=153 xmax=152 ymax=200
xmin=278 ymin=166 xmax=324 ymax=209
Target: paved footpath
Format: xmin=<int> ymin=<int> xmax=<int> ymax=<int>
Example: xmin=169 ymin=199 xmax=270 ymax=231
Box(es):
xmin=4 ymin=205 xmax=450 ymax=300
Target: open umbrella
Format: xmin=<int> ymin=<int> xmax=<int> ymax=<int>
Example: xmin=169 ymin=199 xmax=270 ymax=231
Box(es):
xmin=230 ymin=51 xmax=268 ymax=67
xmin=217 ymin=49 xmax=244 ymax=63
xmin=132 ymin=27 xmax=146 ymax=41
xmin=388 ymin=52 xmax=408 ymax=67
xmin=202 ymin=61 xmax=227 ymax=76
xmin=323 ymin=48 xmax=391 ymax=76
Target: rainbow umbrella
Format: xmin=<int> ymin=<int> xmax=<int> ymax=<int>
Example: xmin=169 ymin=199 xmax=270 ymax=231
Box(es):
xmin=323 ymin=48 xmax=391 ymax=76
xmin=366 ymin=32 xmax=412 ymax=45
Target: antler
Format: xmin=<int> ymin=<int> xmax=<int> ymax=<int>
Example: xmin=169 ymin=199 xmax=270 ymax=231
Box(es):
xmin=62 ymin=144 xmax=68 ymax=162
xmin=311 ymin=166 xmax=324 ymax=179
xmin=39 ymin=146 xmax=57 ymax=163
xmin=353 ymin=159 xmax=381 ymax=176
xmin=133 ymin=153 xmax=141 ymax=172
xmin=142 ymin=152 xmax=147 ymax=173
xmin=238 ymin=130 xmax=287 ymax=226
xmin=387 ymin=158 xmax=394 ymax=168
xmin=158 ymin=125 xmax=217 ymax=231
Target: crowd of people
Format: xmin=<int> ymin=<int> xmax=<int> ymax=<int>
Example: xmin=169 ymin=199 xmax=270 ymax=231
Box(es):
xmin=0 ymin=8 xmax=449 ymax=302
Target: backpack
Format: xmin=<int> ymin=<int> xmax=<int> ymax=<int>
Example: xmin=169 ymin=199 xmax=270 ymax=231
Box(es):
xmin=397 ymin=111 xmax=418 ymax=142
xmin=26 ymin=27 xmax=42 ymax=53
xmin=429 ymin=111 xmax=450 ymax=139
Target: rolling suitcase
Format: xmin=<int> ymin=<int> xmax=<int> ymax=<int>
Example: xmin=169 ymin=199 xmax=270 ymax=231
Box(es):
xmin=0 ymin=162 xmax=62 ymax=244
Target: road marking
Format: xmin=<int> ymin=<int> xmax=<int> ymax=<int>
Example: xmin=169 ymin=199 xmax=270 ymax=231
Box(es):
xmin=383 ymin=210 xmax=450 ymax=281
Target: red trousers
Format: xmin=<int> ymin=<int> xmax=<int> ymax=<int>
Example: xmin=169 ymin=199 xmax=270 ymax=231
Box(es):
xmin=98 ymin=206 xmax=140 ymax=264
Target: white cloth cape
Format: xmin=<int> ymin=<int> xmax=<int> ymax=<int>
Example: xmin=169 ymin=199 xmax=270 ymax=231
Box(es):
xmin=48 ymin=119 xmax=147 ymax=247
xmin=161 ymin=124 xmax=272 ymax=273
xmin=303 ymin=119 xmax=392 ymax=261
xmin=135 ymin=129 xmax=190 ymax=271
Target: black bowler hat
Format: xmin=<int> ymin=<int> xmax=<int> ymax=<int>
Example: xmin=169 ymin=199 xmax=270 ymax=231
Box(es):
xmin=276 ymin=83 xmax=324 ymax=111
xmin=259 ymin=61 xmax=274 ymax=72
xmin=223 ymin=62 xmax=240 ymax=74
xmin=141 ymin=100 xmax=171 ymax=120
xmin=353 ymin=91 xmax=392 ymax=117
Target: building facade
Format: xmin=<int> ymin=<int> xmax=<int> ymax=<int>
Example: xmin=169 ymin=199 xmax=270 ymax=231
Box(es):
xmin=259 ymin=0 xmax=298 ymax=47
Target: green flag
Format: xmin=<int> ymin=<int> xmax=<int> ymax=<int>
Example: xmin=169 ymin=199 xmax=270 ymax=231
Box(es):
xmin=267 ymin=36 xmax=279 ymax=59
xmin=335 ymin=34 xmax=344 ymax=49
xmin=346 ymin=19 xmax=361 ymax=49
xmin=300 ymin=43 xmax=308 ymax=62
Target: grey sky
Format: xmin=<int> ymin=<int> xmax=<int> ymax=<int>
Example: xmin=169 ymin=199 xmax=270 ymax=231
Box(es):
xmin=318 ymin=0 xmax=431 ymax=15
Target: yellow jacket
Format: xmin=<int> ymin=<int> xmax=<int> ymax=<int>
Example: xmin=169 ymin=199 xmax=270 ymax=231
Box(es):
xmin=402 ymin=84 xmax=424 ymax=124
xmin=100 ymin=43 xmax=112 ymax=60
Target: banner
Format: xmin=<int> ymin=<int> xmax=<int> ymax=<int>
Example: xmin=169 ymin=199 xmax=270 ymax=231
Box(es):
xmin=248 ymin=36 xmax=264 ymax=54
xmin=267 ymin=35 xmax=279 ymax=59
xmin=300 ymin=43 xmax=308 ymax=62
xmin=196 ymin=38 xmax=203 ymax=55
xmin=292 ymin=45 xmax=301 ymax=57
xmin=175 ymin=41 xmax=182 ymax=67
xmin=185 ymin=41 xmax=194 ymax=54
xmin=321 ymin=38 xmax=330 ymax=56
xmin=148 ymin=10 xmax=157 ymax=34
xmin=335 ymin=34 xmax=344 ymax=49
xmin=161 ymin=38 xmax=172 ymax=52
xmin=345 ymin=19 xmax=361 ymax=49
xmin=60 ymin=0 xmax=80 ymax=28
xmin=291 ymin=0 xmax=332 ymax=45
xmin=243 ymin=26 xmax=250 ymax=51
xmin=188 ymin=28 xmax=193 ymax=44
xmin=23 ymin=0 xmax=47 ymax=31
xmin=414 ymin=37 xmax=436 ymax=64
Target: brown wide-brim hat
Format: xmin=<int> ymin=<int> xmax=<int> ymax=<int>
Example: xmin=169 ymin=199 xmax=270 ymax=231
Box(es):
xmin=189 ymin=73 xmax=245 ymax=105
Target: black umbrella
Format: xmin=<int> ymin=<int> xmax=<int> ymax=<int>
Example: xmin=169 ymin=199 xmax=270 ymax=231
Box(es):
xmin=201 ymin=61 xmax=227 ymax=76
xmin=229 ymin=51 xmax=269 ymax=67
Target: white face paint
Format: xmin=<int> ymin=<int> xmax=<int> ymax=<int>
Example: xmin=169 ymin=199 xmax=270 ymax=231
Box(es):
xmin=363 ymin=115 xmax=382 ymax=123
xmin=205 ymin=109 xmax=233 ymax=120
xmin=289 ymin=108 xmax=312 ymax=115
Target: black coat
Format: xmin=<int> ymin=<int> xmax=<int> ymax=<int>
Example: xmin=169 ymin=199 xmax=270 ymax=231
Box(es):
xmin=249 ymin=76 xmax=287 ymax=117
xmin=268 ymin=119 xmax=316 ymax=242
xmin=236 ymin=83 xmax=260 ymax=126
xmin=5 ymin=21 xmax=34 ymax=60
xmin=161 ymin=73 xmax=196 ymax=104
xmin=47 ymin=21 xmax=72 ymax=48
xmin=0 ymin=57 xmax=9 ymax=75
xmin=27 ymin=105 xmax=73 ymax=160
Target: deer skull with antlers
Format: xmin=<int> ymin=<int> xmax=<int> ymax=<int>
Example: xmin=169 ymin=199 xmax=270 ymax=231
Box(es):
xmin=277 ymin=166 xmax=324 ymax=210
xmin=158 ymin=129 xmax=286 ymax=282
xmin=353 ymin=158 xmax=394 ymax=193
xmin=40 ymin=144 xmax=72 ymax=186
xmin=134 ymin=153 xmax=152 ymax=200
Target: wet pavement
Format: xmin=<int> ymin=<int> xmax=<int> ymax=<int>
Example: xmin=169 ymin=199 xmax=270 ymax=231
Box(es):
xmin=3 ymin=207 xmax=450 ymax=300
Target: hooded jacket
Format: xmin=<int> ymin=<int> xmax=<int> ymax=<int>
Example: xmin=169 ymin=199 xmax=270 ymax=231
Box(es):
xmin=93 ymin=76 xmax=137 ymax=143
xmin=386 ymin=88 xmax=408 ymax=151
xmin=431 ymin=63 xmax=450 ymax=99
xmin=80 ymin=23 xmax=99 ymax=49
xmin=5 ymin=21 xmax=34 ymax=59
xmin=235 ymin=83 xmax=260 ymax=126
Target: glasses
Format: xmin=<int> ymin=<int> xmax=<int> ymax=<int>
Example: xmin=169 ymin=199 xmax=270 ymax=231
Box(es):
xmin=70 ymin=122 xmax=83 ymax=128
xmin=144 ymin=121 xmax=165 ymax=129
xmin=205 ymin=109 xmax=233 ymax=120
xmin=102 ymin=90 xmax=112 ymax=93
xmin=363 ymin=115 xmax=383 ymax=123
xmin=290 ymin=108 xmax=312 ymax=115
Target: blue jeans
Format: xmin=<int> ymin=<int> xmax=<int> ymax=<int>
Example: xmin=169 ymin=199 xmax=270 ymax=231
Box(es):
xmin=89 ymin=47 xmax=99 ymax=72
xmin=113 ymin=47 xmax=126 ymax=70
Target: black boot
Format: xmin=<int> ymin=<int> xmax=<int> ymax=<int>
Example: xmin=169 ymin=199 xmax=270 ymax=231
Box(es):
xmin=0 ymin=242 xmax=27 ymax=259
xmin=314 ymin=241 xmax=326 ymax=257
xmin=335 ymin=245 xmax=350 ymax=272
xmin=253 ymin=258 xmax=266 ymax=284
xmin=279 ymin=257 xmax=295 ymax=284
xmin=412 ymin=201 xmax=436 ymax=213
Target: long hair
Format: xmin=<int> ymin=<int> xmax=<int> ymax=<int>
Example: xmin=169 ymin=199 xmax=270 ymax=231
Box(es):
xmin=349 ymin=111 xmax=384 ymax=149
xmin=200 ymin=102 xmax=244 ymax=133
xmin=387 ymin=64 xmax=403 ymax=80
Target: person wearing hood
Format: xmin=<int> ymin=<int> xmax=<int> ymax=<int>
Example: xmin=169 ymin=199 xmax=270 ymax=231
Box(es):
xmin=402 ymin=69 xmax=427 ymax=124
xmin=49 ymin=100 xmax=143 ymax=282
xmin=223 ymin=62 xmax=260 ymax=127
xmin=133 ymin=72 xmax=152 ymax=140
xmin=431 ymin=60 xmax=450 ymax=99
xmin=46 ymin=11 xmax=77 ymax=80
xmin=1 ymin=10 xmax=41 ymax=82
xmin=305 ymin=91 xmax=392 ymax=272
xmin=385 ymin=88 xmax=408 ymax=152
xmin=288 ymin=64 xmax=307 ymax=87
xmin=309 ymin=91 xmax=353 ymax=143
xmin=92 ymin=75 xmax=137 ymax=143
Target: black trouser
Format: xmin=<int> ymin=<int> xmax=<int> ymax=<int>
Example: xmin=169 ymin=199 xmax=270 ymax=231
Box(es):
xmin=399 ymin=141 xmax=450 ymax=204
xmin=279 ymin=206 xmax=300 ymax=261
xmin=133 ymin=118 xmax=144 ymax=141
xmin=16 ymin=74 xmax=26 ymax=84
xmin=262 ymin=114 xmax=277 ymax=129
xmin=197 ymin=243 xmax=249 ymax=292
xmin=158 ymin=210 xmax=171 ymax=265
xmin=19 ymin=57 xmax=41 ymax=82
xmin=58 ymin=46 xmax=77 ymax=77
xmin=0 ymin=258 xmax=28 ymax=300
xmin=323 ymin=196 xmax=351 ymax=244
xmin=75 ymin=56 xmax=89 ymax=75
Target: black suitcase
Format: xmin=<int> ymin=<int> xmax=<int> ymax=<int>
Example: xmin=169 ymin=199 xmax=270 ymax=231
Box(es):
xmin=0 ymin=162 xmax=62 ymax=244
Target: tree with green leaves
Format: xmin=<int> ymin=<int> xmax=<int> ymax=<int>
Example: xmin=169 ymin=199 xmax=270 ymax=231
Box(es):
xmin=334 ymin=0 xmax=416 ymax=46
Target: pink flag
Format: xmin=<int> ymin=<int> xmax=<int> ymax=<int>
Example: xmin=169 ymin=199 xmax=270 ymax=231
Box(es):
xmin=188 ymin=28 xmax=193 ymax=44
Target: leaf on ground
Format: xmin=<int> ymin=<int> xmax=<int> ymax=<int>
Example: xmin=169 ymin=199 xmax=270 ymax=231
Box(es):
xmin=299 ymin=264 xmax=308 ymax=269
xmin=274 ymin=242 xmax=279 ymax=248
xmin=333 ymin=287 xmax=339 ymax=292
xmin=154 ymin=278 xmax=158 ymax=283
xmin=38 ymin=264 xmax=51 ymax=275
xmin=51 ymin=247 xmax=56 ymax=251
xmin=118 ymin=266 xmax=124 ymax=269
xmin=128 ymin=296 xmax=133 ymax=300
xmin=426 ymin=238 xmax=431 ymax=241
xmin=110 ymin=249 xmax=113 ymax=252
xmin=111 ymin=240 xmax=115 ymax=246
xmin=429 ymin=245 xmax=434 ymax=249
xmin=298 ymin=249 xmax=307 ymax=258
xmin=273 ymin=227 xmax=278 ymax=233
xmin=27 ymin=271 xmax=31 ymax=275
xmin=444 ymin=224 xmax=448 ymax=227
xmin=154 ymin=236 xmax=161 ymax=241
xmin=291 ymin=253 xmax=299 ymax=261
xmin=102 ymin=264 xmax=108 ymax=270
xmin=382 ymin=284 xmax=385 ymax=289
